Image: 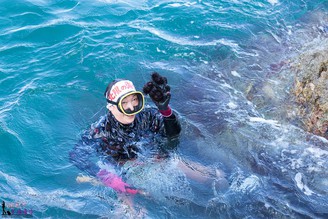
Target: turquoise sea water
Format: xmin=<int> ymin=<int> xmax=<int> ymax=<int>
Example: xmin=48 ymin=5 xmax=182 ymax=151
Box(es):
xmin=1 ymin=0 xmax=328 ymax=218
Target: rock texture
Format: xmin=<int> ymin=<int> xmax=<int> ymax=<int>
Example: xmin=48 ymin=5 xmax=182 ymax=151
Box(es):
xmin=291 ymin=38 xmax=328 ymax=138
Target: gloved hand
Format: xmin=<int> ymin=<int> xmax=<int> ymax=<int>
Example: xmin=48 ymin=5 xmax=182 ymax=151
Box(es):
xmin=97 ymin=169 xmax=139 ymax=195
xmin=143 ymin=72 xmax=172 ymax=117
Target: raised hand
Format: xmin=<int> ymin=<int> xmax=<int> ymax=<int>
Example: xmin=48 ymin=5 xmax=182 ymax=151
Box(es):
xmin=143 ymin=72 xmax=172 ymax=116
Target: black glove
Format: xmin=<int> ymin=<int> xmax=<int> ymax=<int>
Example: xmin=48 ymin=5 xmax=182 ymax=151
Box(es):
xmin=143 ymin=72 xmax=172 ymax=116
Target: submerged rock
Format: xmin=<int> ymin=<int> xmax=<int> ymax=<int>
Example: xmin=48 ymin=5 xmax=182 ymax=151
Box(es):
xmin=290 ymin=38 xmax=328 ymax=138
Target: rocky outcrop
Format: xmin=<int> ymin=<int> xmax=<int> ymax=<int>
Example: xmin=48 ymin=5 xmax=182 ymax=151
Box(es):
xmin=291 ymin=38 xmax=328 ymax=138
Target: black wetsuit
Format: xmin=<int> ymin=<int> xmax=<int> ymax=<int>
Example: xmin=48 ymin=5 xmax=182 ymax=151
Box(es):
xmin=70 ymin=107 xmax=181 ymax=176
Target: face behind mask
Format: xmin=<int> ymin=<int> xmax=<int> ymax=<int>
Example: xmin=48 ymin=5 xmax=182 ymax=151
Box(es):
xmin=107 ymin=91 xmax=144 ymax=116
xmin=105 ymin=80 xmax=145 ymax=116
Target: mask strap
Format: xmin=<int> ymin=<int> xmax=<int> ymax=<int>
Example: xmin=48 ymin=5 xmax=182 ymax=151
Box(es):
xmin=106 ymin=99 xmax=124 ymax=114
xmin=106 ymin=99 xmax=118 ymax=105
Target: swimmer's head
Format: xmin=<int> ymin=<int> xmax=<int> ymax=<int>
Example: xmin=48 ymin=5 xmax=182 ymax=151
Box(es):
xmin=104 ymin=79 xmax=144 ymax=124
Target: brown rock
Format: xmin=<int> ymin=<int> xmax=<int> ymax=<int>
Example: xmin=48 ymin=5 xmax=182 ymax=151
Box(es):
xmin=291 ymin=38 xmax=328 ymax=138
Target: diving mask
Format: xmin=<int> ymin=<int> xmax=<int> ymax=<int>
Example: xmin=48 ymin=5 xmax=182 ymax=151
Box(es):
xmin=105 ymin=80 xmax=145 ymax=116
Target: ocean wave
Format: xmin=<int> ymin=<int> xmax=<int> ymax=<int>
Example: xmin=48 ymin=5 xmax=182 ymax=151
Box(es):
xmin=0 ymin=18 xmax=84 ymax=37
xmin=130 ymin=23 xmax=239 ymax=47
xmin=0 ymin=97 xmax=20 ymax=120
xmin=96 ymin=0 xmax=151 ymax=13
xmin=0 ymin=170 xmax=112 ymax=217
xmin=0 ymin=43 xmax=36 ymax=53
xmin=49 ymin=1 xmax=80 ymax=14
xmin=166 ymin=2 xmax=198 ymax=8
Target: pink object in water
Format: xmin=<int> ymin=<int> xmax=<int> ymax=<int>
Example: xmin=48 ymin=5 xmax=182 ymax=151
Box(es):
xmin=97 ymin=169 xmax=139 ymax=194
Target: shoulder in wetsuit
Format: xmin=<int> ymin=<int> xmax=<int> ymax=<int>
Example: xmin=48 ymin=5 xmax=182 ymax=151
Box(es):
xmin=69 ymin=107 xmax=181 ymax=176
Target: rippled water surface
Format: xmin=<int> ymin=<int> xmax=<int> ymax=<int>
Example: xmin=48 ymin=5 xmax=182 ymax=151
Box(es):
xmin=1 ymin=0 xmax=328 ymax=218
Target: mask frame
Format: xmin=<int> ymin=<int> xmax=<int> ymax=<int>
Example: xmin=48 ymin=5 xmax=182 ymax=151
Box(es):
xmin=107 ymin=91 xmax=144 ymax=116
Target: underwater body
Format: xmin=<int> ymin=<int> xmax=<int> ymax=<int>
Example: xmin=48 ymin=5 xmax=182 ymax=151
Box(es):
xmin=1 ymin=0 xmax=328 ymax=218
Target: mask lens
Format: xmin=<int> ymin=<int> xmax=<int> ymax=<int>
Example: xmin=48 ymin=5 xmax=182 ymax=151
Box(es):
xmin=118 ymin=92 xmax=144 ymax=116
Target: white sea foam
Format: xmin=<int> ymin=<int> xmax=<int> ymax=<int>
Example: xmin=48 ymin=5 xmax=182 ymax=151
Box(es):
xmin=268 ymin=0 xmax=279 ymax=5
xmin=156 ymin=47 xmax=167 ymax=54
xmin=227 ymin=102 xmax=238 ymax=109
xmin=231 ymin=175 xmax=261 ymax=193
xmin=249 ymin=117 xmax=281 ymax=127
xmin=51 ymin=2 xmax=80 ymax=14
xmin=168 ymin=2 xmax=197 ymax=7
xmin=26 ymin=0 xmax=48 ymax=6
xmin=221 ymin=81 xmax=233 ymax=89
xmin=130 ymin=24 xmax=239 ymax=47
xmin=231 ymin=70 xmax=241 ymax=77
xmin=295 ymin=173 xmax=314 ymax=196
xmin=306 ymin=147 xmax=328 ymax=157
xmin=1 ymin=18 xmax=83 ymax=36
xmin=18 ymin=79 xmax=37 ymax=94
xmin=239 ymin=175 xmax=260 ymax=192
xmin=98 ymin=0 xmax=147 ymax=7
xmin=0 ymin=44 xmax=36 ymax=54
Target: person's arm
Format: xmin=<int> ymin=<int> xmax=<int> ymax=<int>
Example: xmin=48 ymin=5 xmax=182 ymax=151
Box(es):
xmin=143 ymin=72 xmax=181 ymax=138
xmin=163 ymin=112 xmax=181 ymax=138
xmin=69 ymin=130 xmax=100 ymax=177
xmin=70 ymin=116 xmax=140 ymax=194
